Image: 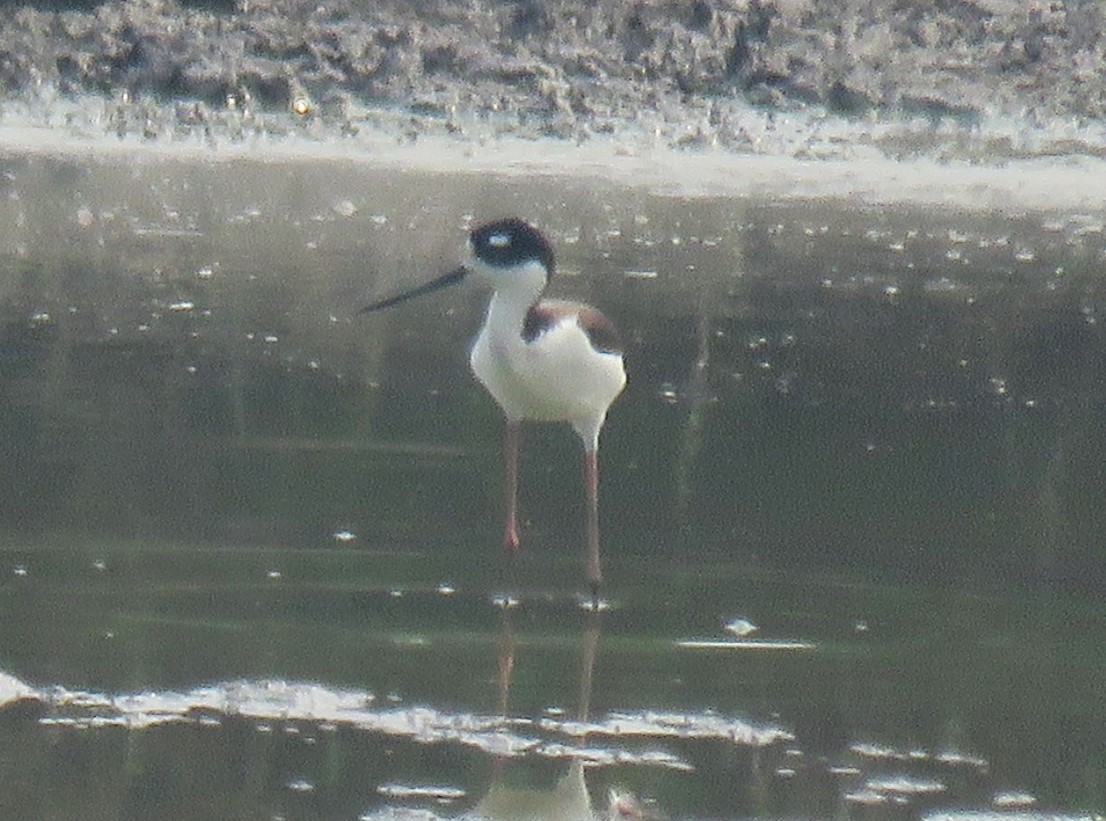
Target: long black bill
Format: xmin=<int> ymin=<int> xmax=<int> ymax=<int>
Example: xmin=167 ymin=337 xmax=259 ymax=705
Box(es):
xmin=361 ymin=266 xmax=468 ymax=313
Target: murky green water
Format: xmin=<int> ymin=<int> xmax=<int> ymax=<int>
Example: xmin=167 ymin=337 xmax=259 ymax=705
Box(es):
xmin=1 ymin=148 xmax=1104 ymax=819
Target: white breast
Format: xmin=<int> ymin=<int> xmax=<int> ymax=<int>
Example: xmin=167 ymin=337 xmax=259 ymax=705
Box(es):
xmin=470 ymin=310 xmax=626 ymax=446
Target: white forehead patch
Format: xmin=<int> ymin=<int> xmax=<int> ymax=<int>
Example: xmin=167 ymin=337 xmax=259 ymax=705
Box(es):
xmin=488 ymin=232 xmax=511 ymax=248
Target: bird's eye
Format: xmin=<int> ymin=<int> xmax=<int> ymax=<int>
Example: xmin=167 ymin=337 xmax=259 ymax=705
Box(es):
xmin=487 ymin=233 xmax=511 ymax=248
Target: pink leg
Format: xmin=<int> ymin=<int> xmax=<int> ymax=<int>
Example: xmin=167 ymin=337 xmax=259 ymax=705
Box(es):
xmin=584 ymin=448 xmax=603 ymax=592
xmin=503 ymin=421 xmax=521 ymax=555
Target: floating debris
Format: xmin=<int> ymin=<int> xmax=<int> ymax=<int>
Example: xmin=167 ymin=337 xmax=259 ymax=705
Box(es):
xmin=935 ymin=750 xmax=990 ymax=769
xmin=852 ymin=742 xmax=989 ymax=771
xmin=922 ymin=813 xmax=1103 ymax=821
xmin=392 ymin=634 xmax=429 ymax=648
xmin=376 ymin=784 xmax=466 ymax=801
xmin=596 ymin=710 xmax=792 ymax=747
xmin=724 ymin=618 xmax=758 ymax=637
xmin=676 ymin=639 xmax=815 ymax=651
xmin=657 ymin=383 xmax=679 ymax=404
xmin=332 ymin=200 xmax=358 ymax=218
xmin=359 ymin=809 xmax=443 ymax=821
xmin=291 ymin=96 xmax=313 ymax=116
xmin=845 ymin=789 xmax=888 ymax=806
xmin=867 ymin=775 xmax=946 ymax=795
xmin=993 ymin=791 xmax=1037 ymax=808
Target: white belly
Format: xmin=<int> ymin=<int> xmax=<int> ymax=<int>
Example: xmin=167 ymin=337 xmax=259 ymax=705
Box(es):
xmin=470 ymin=316 xmax=626 ymax=444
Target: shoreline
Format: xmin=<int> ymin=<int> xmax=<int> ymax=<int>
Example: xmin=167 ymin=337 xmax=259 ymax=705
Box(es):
xmin=3 ymin=119 xmax=1106 ymax=216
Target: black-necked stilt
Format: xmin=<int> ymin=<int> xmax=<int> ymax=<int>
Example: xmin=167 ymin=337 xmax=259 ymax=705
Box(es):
xmin=362 ymin=217 xmax=626 ymax=593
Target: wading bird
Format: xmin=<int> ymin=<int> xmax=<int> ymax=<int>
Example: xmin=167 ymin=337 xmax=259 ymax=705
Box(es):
xmin=362 ymin=218 xmax=626 ymax=594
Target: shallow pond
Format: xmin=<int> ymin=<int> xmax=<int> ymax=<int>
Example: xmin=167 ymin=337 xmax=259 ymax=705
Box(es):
xmin=0 ymin=144 xmax=1104 ymax=820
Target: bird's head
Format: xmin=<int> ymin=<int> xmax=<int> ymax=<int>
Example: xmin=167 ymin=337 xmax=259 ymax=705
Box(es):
xmin=361 ymin=217 xmax=553 ymax=314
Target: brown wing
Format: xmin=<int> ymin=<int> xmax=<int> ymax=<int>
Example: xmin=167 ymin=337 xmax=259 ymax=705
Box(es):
xmin=576 ymin=305 xmax=623 ymax=354
xmin=523 ymin=300 xmax=623 ymax=355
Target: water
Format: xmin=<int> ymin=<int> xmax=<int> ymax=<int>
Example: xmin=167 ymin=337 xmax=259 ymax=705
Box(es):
xmin=0 ymin=144 xmax=1104 ymax=820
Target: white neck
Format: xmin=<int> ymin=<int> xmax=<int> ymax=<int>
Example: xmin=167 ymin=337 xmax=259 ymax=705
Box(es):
xmin=470 ymin=256 xmax=547 ymax=347
xmin=482 ymin=289 xmax=535 ymax=349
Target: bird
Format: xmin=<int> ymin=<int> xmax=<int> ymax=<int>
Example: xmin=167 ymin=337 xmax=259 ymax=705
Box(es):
xmin=362 ymin=217 xmax=626 ymax=594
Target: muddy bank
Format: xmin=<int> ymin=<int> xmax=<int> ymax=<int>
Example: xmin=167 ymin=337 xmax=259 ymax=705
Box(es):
xmin=2 ymin=0 xmax=1106 ymax=163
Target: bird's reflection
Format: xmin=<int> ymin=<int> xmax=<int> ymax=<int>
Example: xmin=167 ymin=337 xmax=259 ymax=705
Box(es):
xmin=466 ymin=610 xmax=647 ymax=821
